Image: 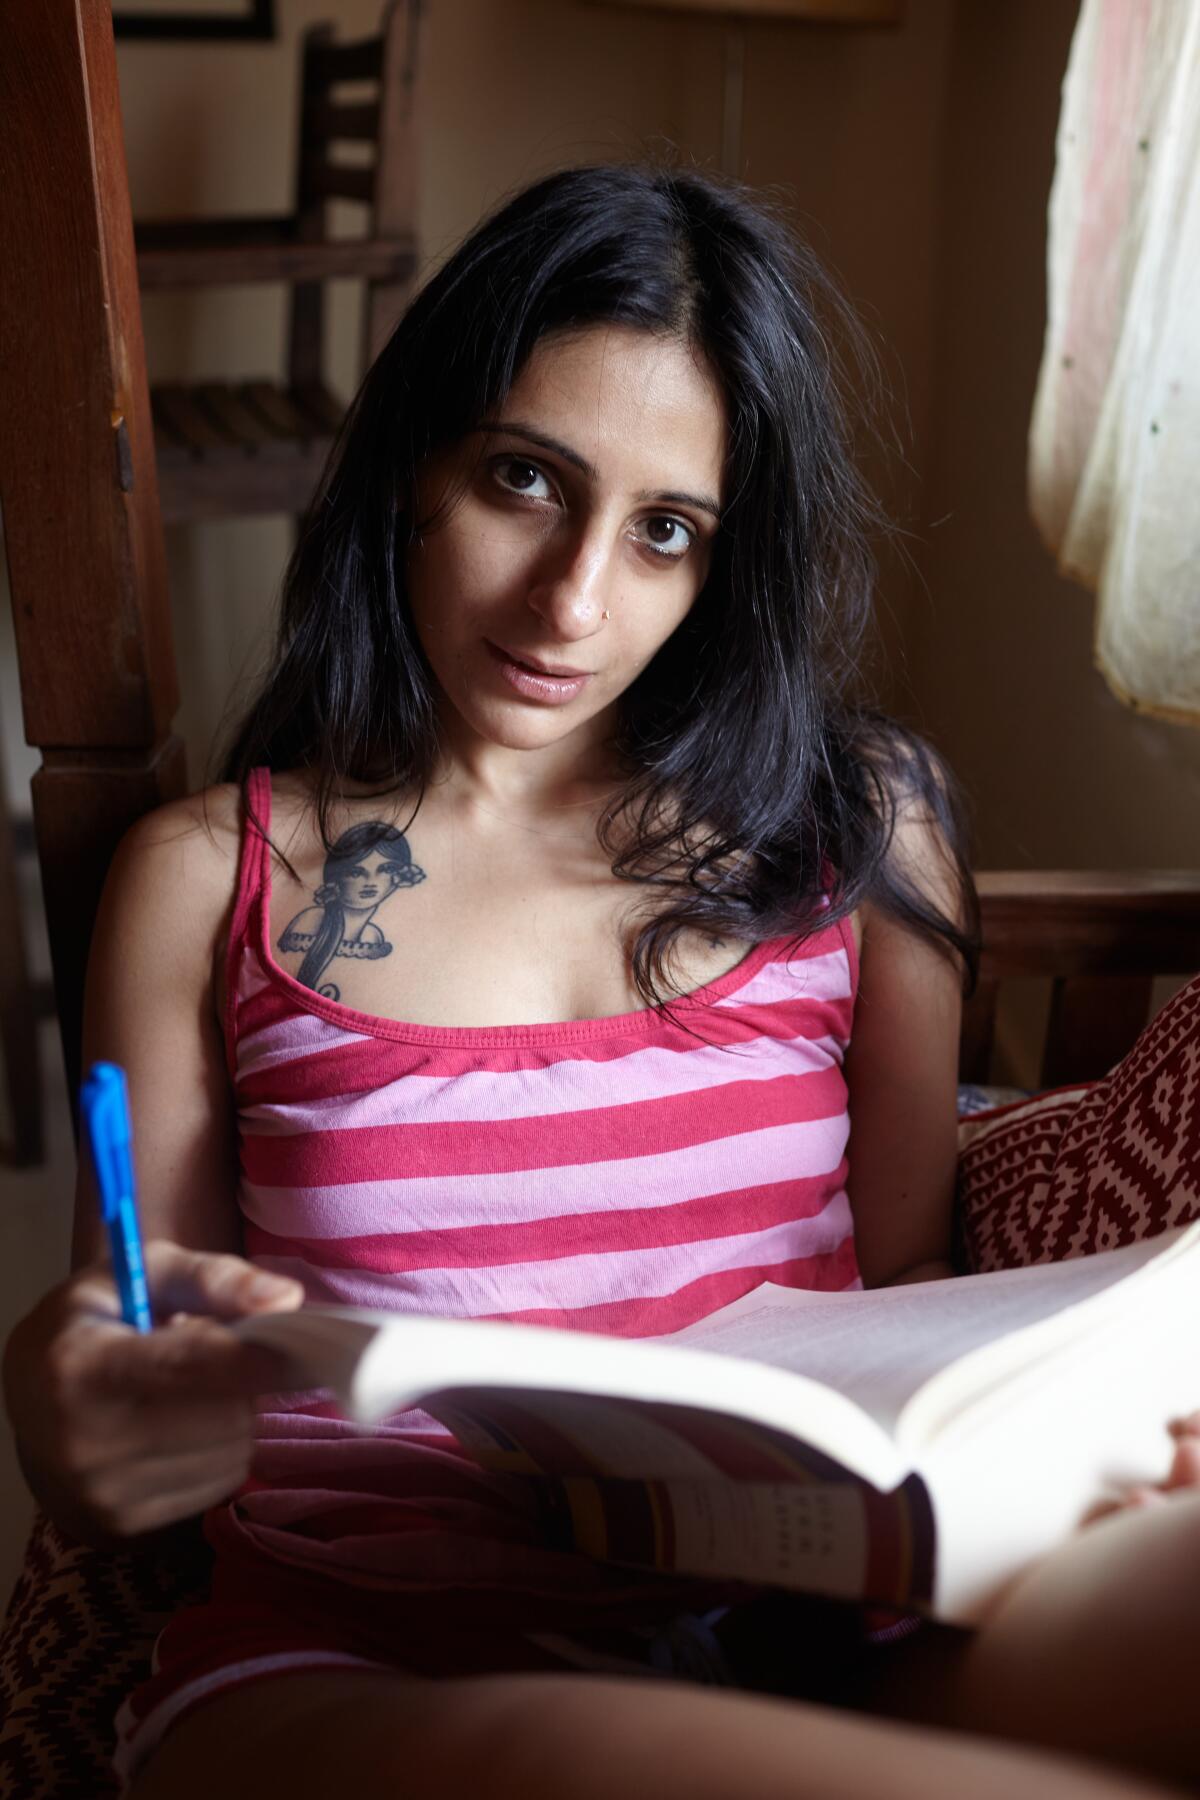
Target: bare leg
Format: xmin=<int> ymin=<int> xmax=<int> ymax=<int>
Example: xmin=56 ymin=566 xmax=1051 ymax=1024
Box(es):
xmin=954 ymin=1489 xmax=1200 ymax=1785
xmin=129 ymin=1434 xmax=1200 ymax=1799
xmin=863 ymin=1487 xmax=1200 ymax=1791
xmin=127 ymin=1665 xmax=1181 ymax=1800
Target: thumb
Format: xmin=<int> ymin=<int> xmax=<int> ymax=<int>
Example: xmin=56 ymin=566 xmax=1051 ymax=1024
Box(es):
xmin=142 ymin=1240 xmax=304 ymax=1323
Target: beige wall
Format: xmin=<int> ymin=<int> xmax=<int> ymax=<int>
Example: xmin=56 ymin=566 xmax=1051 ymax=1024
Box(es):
xmin=4 ymin=0 xmax=1199 ymax=866
xmin=913 ymin=0 xmax=1200 ymax=867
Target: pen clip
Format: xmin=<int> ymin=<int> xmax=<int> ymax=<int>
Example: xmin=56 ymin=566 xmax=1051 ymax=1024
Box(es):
xmin=81 ymin=1063 xmax=134 ymax=1219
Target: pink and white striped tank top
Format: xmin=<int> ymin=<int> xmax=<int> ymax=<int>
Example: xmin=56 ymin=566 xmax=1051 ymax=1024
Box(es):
xmin=213 ymin=770 xmax=860 ymax=1611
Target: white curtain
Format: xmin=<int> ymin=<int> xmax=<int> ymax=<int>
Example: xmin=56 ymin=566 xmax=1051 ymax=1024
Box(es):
xmin=1029 ymin=0 xmax=1200 ymax=725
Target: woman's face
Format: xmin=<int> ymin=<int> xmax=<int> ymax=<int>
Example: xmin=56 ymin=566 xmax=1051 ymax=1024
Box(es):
xmin=406 ymin=324 xmax=726 ymax=763
xmin=334 ymin=850 xmax=402 ymax=909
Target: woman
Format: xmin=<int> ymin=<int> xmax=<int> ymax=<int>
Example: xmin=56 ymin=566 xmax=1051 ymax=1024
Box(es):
xmin=5 ymin=165 xmax=1198 ymax=1800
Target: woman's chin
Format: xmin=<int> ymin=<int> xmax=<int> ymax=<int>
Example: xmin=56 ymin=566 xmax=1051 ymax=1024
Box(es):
xmin=447 ymin=695 xmax=608 ymax=756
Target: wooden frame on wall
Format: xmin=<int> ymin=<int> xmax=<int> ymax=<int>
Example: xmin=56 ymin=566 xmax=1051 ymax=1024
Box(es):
xmin=591 ymin=1 xmax=903 ymax=20
xmin=113 ymin=0 xmax=274 ymax=41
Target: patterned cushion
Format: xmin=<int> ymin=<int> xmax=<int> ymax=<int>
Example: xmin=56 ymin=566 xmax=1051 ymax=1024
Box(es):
xmin=957 ymin=972 xmax=1200 ymax=1272
xmin=0 ymin=1512 xmax=210 ymax=1799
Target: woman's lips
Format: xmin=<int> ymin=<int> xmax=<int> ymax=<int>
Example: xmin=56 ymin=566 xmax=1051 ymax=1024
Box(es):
xmin=485 ymin=640 xmax=594 ymax=706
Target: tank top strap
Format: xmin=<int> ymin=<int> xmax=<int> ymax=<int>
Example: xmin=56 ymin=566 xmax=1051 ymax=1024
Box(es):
xmin=222 ymin=768 xmax=273 ymax=1075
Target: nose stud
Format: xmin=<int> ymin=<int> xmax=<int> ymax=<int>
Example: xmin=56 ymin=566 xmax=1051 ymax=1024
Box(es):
xmin=601 ymin=609 xmax=611 ymax=622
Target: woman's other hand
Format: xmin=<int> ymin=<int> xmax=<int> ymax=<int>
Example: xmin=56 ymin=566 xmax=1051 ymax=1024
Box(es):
xmin=1083 ymin=1412 xmax=1200 ymax=1525
xmin=2 ymin=1241 xmax=303 ymax=1544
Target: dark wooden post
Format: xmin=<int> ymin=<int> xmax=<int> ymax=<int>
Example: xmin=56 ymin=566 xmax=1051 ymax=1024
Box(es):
xmin=0 ymin=0 xmax=187 ymax=1108
xmin=366 ymin=0 xmax=425 ymax=362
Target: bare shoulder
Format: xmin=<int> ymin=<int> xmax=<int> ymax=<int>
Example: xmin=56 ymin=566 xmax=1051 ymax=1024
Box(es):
xmin=107 ymin=783 xmax=244 ymax=939
xmin=865 ymin=799 xmax=963 ymax=939
xmin=859 ymin=737 xmax=970 ymax=943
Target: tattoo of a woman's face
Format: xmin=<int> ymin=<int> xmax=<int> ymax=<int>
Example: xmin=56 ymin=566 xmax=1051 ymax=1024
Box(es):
xmin=278 ymin=821 xmax=426 ymax=1001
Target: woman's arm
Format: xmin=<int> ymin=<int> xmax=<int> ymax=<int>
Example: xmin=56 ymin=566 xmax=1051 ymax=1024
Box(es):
xmin=72 ymin=790 xmax=242 ymax=1262
xmin=3 ymin=789 xmax=302 ymax=1542
xmin=843 ymin=803 xmax=966 ymax=1289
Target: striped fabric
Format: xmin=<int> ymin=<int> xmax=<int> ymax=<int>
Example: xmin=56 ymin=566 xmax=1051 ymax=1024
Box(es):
xmin=227 ymin=769 xmax=859 ymax=1342
xmin=216 ymin=766 xmax=860 ymax=1595
xmin=113 ymin=772 xmax=861 ymax=1781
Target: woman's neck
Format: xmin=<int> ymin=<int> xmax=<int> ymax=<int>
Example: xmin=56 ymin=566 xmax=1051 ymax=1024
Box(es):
xmin=430 ymin=720 xmax=625 ymax=826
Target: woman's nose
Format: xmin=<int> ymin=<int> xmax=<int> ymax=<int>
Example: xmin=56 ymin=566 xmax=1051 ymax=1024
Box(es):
xmin=526 ymin=527 xmax=614 ymax=640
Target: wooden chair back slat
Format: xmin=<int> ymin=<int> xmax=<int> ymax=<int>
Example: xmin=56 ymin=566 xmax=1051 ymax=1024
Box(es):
xmin=291 ymin=382 xmax=347 ymax=433
xmin=137 ymin=230 xmax=414 ymax=288
xmin=976 ymin=871 xmax=1200 ymax=981
xmin=1040 ymin=974 xmax=1156 ymax=1090
xmin=307 ymin=99 xmax=382 ymax=143
xmin=242 ymin=380 xmax=325 ymax=443
xmin=306 ymin=34 xmax=386 ymax=86
xmin=365 ymin=0 xmax=424 ymax=357
xmin=967 ymin=872 xmax=1200 ymax=1090
xmin=157 ymin=445 xmax=332 ymax=522
xmin=153 ymin=384 xmax=234 ymax=454
xmin=958 ymin=978 xmax=1000 ymax=1086
xmin=192 ymin=383 xmax=289 ymax=454
xmin=302 ymin=162 xmax=377 ymax=205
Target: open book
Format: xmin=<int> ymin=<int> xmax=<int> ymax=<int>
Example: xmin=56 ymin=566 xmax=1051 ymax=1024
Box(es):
xmin=239 ymin=1222 xmax=1200 ymax=1626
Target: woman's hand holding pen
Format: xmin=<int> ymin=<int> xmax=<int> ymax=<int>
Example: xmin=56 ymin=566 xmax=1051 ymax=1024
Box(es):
xmin=1 ymin=1242 xmax=303 ymax=1545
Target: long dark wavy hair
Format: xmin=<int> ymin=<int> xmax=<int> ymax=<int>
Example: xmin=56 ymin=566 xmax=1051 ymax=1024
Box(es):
xmin=223 ymin=162 xmax=978 ymax=1002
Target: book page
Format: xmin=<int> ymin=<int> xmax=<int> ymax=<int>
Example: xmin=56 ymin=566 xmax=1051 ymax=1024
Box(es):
xmin=240 ymin=1299 xmax=907 ymax=1489
xmin=237 ymin=1227 xmax=1194 ymax=1502
xmin=925 ymin=1238 xmax=1200 ymax=1623
xmin=672 ymin=1229 xmax=1187 ymax=1437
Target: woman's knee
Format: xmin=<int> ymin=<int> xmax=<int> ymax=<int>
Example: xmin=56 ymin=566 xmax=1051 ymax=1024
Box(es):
xmin=951 ymin=1492 xmax=1200 ymax=1785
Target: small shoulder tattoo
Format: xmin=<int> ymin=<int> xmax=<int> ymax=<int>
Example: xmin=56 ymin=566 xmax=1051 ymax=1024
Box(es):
xmin=278 ymin=820 xmax=426 ymax=1001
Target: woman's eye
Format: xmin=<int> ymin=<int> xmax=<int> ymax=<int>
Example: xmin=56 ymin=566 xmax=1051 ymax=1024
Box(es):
xmin=494 ymin=458 xmax=553 ymax=500
xmin=632 ymin=515 xmax=693 ymax=560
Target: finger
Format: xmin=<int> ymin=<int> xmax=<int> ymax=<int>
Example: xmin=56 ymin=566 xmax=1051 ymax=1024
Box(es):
xmin=1082 ymin=1484 xmax=1167 ymax=1527
xmin=32 ymin=1266 xmax=125 ymax=1329
xmin=118 ymin=1467 xmax=253 ymax=1536
xmin=1164 ymin=1437 xmax=1200 ymax=1491
xmin=1168 ymin=1411 xmax=1200 ymax=1441
xmin=90 ymin=1314 xmax=295 ymax=1403
xmin=86 ymin=1442 xmax=257 ymax=1537
xmin=142 ymin=1242 xmax=305 ymax=1322
xmin=80 ymin=1396 xmax=258 ymax=1468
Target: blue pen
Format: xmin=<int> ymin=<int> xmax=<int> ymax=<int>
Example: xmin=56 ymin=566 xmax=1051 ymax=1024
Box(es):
xmin=80 ymin=1062 xmax=153 ymax=1333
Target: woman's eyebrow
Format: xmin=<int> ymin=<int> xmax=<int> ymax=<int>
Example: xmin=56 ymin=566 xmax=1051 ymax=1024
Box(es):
xmin=477 ymin=420 xmax=721 ymax=522
xmin=479 ymin=419 xmax=593 ymax=477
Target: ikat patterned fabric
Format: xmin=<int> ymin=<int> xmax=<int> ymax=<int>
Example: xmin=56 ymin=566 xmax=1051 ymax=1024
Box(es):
xmin=0 ymin=1511 xmax=210 ymax=1798
xmin=957 ymin=973 xmax=1200 ymax=1272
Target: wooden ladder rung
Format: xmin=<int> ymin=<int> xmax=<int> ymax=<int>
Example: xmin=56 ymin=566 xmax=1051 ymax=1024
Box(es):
xmin=307 ymin=99 xmax=381 ymax=142
xmin=242 ymin=382 xmax=328 ymax=445
xmin=307 ymin=35 xmax=384 ymax=86
xmin=291 ymin=383 xmax=347 ymax=435
xmin=190 ymin=383 xmax=291 ymax=458
xmin=153 ymin=384 xmax=237 ymax=456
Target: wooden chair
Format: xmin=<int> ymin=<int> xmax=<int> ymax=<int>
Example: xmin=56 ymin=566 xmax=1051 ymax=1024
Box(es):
xmin=134 ymin=0 xmax=423 ymax=523
xmin=3 ymin=11 xmax=1199 ymax=1794
xmin=966 ymin=871 xmax=1200 ymax=1089
xmin=0 ymin=798 xmax=45 ymax=1168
